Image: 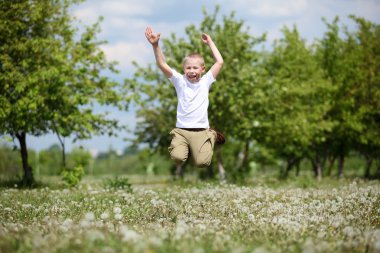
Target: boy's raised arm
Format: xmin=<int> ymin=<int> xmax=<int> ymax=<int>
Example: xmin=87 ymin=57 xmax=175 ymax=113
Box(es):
xmin=202 ymin=33 xmax=224 ymax=79
xmin=145 ymin=26 xmax=172 ymax=78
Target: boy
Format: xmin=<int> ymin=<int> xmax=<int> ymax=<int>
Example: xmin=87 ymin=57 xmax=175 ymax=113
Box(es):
xmin=145 ymin=26 xmax=224 ymax=170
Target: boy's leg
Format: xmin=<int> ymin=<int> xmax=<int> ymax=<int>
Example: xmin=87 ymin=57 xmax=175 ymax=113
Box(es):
xmin=168 ymin=128 xmax=189 ymax=165
xmin=189 ymin=129 xmax=216 ymax=167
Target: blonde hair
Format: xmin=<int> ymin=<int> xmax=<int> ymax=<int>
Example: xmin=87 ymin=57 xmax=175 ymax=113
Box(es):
xmin=182 ymin=53 xmax=205 ymax=67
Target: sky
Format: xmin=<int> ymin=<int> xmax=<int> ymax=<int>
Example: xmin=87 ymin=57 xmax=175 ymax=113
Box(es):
xmin=3 ymin=0 xmax=380 ymax=155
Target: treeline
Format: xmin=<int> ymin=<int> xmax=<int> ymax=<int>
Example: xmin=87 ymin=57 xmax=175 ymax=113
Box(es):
xmin=126 ymin=7 xmax=380 ymax=180
xmin=0 ymin=144 xmax=173 ymax=178
xmin=0 ymin=143 xmax=370 ymax=181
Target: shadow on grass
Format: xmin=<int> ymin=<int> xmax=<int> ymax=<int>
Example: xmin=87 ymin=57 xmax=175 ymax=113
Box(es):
xmin=0 ymin=176 xmax=65 ymax=189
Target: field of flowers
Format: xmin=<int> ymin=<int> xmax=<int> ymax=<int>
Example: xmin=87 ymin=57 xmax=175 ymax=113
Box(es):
xmin=0 ymin=178 xmax=379 ymax=253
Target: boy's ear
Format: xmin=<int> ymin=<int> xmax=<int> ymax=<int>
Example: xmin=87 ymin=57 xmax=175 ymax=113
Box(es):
xmin=201 ymin=66 xmax=206 ymax=73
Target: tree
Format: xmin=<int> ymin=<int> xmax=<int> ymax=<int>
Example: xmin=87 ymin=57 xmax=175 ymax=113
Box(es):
xmin=261 ymin=26 xmax=335 ymax=179
xmin=0 ymin=0 xmax=126 ymax=186
xmin=344 ymin=16 xmax=380 ymax=178
xmin=316 ymin=16 xmax=380 ymax=178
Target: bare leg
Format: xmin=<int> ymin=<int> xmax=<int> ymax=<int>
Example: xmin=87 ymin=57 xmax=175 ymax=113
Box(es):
xmin=175 ymin=163 xmax=184 ymax=180
xmin=216 ymin=149 xmax=226 ymax=182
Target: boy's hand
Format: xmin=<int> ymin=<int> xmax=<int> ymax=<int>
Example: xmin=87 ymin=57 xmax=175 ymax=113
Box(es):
xmin=145 ymin=26 xmax=161 ymax=46
xmin=201 ymin=33 xmax=212 ymax=44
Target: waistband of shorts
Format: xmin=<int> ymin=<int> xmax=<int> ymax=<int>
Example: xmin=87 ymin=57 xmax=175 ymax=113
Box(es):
xmin=179 ymin=128 xmax=207 ymax=132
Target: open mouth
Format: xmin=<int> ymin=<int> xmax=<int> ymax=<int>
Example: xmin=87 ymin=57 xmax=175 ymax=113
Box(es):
xmin=187 ymin=73 xmax=197 ymax=80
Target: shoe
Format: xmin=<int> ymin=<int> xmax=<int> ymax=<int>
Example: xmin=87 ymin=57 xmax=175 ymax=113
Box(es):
xmin=210 ymin=128 xmax=225 ymax=145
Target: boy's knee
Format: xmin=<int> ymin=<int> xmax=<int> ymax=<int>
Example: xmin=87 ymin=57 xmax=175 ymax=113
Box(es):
xmin=194 ymin=153 xmax=213 ymax=168
xmin=170 ymin=149 xmax=188 ymax=164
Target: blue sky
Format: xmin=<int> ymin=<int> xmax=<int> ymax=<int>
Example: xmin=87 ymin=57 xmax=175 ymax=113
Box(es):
xmin=4 ymin=0 xmax=380 ymax=155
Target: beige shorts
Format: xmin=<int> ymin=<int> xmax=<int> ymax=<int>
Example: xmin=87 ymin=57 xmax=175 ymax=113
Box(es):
xmin=168 ymin=128 xmax=216 ymax=167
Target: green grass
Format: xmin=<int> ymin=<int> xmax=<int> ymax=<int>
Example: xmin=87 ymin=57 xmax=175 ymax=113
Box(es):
xmin=0 ymin=175 xmax=379 ymax=253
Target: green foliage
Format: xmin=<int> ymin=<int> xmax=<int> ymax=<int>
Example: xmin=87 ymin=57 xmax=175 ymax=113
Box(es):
xmin=315 ymin=16 xmax=380 ymax=177
xmin=259 ymin=25 xmax=336 ymax=178
xmin=0 ymin=145 xmax=21 ymax=177
xmin=67 ymin=147 xmax=92 ymax=169
xmin=38 ymin=144 xmax=62 ymax=175
xmin=61 ymin=165 xmax=85 ymax=187
xmin=0 ymin=0 xmax=128 ymax=184
xmin=103 ymin=176 xmax=133 ymax=192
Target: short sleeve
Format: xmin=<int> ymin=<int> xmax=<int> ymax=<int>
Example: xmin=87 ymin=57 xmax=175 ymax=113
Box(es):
xmin=203 ymin=70 xmax=216 ymax=88
xmin=168 ymin=68 xmax=183 ymax=84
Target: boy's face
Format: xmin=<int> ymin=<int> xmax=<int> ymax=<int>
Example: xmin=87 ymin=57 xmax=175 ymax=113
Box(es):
xmin=183 ymin=58 xmax=205 ymax=83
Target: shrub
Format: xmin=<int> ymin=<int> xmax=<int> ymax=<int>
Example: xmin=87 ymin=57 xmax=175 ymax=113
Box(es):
xmin=61 ymin=165 xmax=85 ymax=187
xmin=103 ymin=176 xmax=133 ymax=192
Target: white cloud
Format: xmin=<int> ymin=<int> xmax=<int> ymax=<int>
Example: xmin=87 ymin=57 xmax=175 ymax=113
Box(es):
xmin=103 ymin=17 xmax=148 ymax=37
xmin=233 ymin=0 xmax=308 ymax=18
xmin=100 ymin=41 xmax=151 ymax=70
xmin=99 ymin=0 xmax=153 ymax=16
xmin=73 ymin=6 xmax=99 ymax=24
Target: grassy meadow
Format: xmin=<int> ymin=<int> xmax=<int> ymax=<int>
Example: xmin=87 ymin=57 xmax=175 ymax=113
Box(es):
xmin=0 ymin=175 xmax=379 ymax=253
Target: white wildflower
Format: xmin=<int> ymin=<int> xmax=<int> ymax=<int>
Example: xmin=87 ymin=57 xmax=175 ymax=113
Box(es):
xmin=79 ymin=220 xmax=90 ymax=228
xmin=373 ymin=240 xmax=380 ymax=252
xmin=102 ymin=247 xmax=116 ymax=253
xmin=86 ymin=229 xmax=105 ymax=241
xmin=84 ymin=212 xmax=95 ymax=221
xmin=248 ymin=213 xmax=255 ymax=222
xmin=175 ymin=220 xmax=188 ymax=238
xmin=302 ymin=238 xmax=315 ymax=253
xmin=113 ymin=207 xmax=122 ymax=214
xmin=100 ymin=212 xmax=109 ymax=221
xmin=252 ymin=246 xmax=268 ymax=253
xmin=317 ymin=231 xmax=326 ymax=239
xmin=194 ymin=248 xmax=205 ymax=253
xmin=114 ymin=213 xmax=123 ymax=221
xmin=62 ymin=218 xmax=73 ymax=227
xmin=148 ymin=236 xmax=162 ymax=247
xmin=342 ymin=226 xmax=357 ymax=237
xmin=119 ymin=225 xmax=141 ymax=242
xmin=198 ymin=223 xmax=206 ymax=230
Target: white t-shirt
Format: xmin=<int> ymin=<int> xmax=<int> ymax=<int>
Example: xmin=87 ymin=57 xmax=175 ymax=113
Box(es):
xmin=168 ymin=68 xmax=215 ymax=128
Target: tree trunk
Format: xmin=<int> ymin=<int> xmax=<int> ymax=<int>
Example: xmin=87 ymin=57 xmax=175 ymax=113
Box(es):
xmin=283 ymin=157 xmax=296 ymax=178
xmin=216 ymin=149 xmax=226 ymax=181
xmin=316 ymin=163 xmax=322 ymax=181
xmin=337 ymin=154 xmax=345 ymax=179
xmin=295 ymin=161 xmax=300 ymax=176
xmin=312 ymin=153 xmax=322 ymax=181
xmin=15 ymin=132 xmax=34 ymax=186
xmin=60 ymin=139 xmax=66 ymax=168
xmin=54 ymin=127 xmax=66 ymax=168
xmin=326 ymin=156 xmax=337 ymax=176
xmin=364 ymin=156 xmax=373 ymax=179
xmin=238 ymin=141 xmax=250 ymax=171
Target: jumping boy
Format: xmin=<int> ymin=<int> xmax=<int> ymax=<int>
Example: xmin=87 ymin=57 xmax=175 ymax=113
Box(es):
xmin=145 ymin=26 xmax=224 ymax=172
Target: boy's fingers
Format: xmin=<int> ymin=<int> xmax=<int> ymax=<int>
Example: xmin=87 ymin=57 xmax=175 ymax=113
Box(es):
xmin=145 ymin=30 xmax=151 ymax=39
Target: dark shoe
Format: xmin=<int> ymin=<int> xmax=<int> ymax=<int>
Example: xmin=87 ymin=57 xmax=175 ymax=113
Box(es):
xmin=210 ymin=128 xmax=225 ymax=145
